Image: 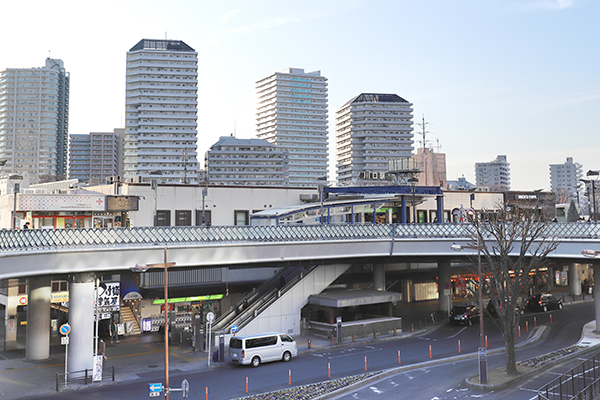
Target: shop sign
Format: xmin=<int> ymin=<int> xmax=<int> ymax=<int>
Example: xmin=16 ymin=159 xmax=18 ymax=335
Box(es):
xmin=18 ymin=296 xmax=27 ymax=305
xmin=18 ymin=194 xmax=106 ymax=211
xmin=50 ymin=291 xmax=69 ymax=303
xmin=97 ymin=282 xmax=120 ymax=312
xmin=152 ymin=294 xmax=224 ymax=305
xmin=106 ymin=196 xmax=139 ymax=212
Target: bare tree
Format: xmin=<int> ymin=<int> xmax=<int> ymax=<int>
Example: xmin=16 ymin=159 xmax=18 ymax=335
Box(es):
xmin=466 ymin=205 xmax=558 ymax=376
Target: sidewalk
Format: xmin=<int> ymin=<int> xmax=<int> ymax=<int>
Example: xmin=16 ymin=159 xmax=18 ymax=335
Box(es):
xmin=0 ymin=288 xmax=594 ymax=400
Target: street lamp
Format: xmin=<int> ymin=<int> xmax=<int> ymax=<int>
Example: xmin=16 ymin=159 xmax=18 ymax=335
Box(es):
xmin=200 ymin=180 xmax=208 ymax=225
xmin=582 ymin=249 xmax=600 ymax=258
xmin=408 ymin=177 xmax=419 ymax=223
xmin=9 ymin=174 xmax=23 ymax=229
xmin=587 ymin=170 xmax=599 ymax=222
xmin=132 ymin=249 xmax=176 ymax=399
xmin=451 ymin=240 xmax=487 ymax=384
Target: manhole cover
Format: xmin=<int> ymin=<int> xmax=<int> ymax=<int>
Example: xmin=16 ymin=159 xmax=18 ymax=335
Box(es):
xmin=148 ymin=365 xmax=159 ymax=368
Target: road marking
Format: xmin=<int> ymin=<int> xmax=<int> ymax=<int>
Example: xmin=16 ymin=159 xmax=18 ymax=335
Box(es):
xmin=369 ymin=386 xmax=383 ymax=394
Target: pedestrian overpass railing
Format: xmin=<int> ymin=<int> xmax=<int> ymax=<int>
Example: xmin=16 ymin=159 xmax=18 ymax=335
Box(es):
xmin=1 ymin=223 xmax=600 ymax=253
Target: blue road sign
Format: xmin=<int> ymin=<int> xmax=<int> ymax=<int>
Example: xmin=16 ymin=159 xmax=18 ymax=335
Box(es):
xmin=149 ymin=383 xmax=163 ymax=397
xmin=231 ymin=325 xmax=239 ymax=334
xmin=59 ymin=323 xmax=71 ymax=336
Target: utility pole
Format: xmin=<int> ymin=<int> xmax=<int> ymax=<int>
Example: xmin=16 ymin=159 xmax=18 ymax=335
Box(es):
xmin=416 ymin=116 xmax=432 ymax=186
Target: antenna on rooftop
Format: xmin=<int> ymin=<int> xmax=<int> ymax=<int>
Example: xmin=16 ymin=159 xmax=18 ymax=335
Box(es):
xmin=436 ymin=138 xmax=442 ymax=153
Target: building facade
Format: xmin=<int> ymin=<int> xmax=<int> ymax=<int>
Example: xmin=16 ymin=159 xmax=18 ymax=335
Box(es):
xmin=335 ymin=93 xmax=414 ymax=184
xmin=0 ymin=58 xmax=69 ymax=184
xmin=411 ymin=147 xmax=446 ymax=188
xmin=68 ymin=129 xmax=123 ymax=184
xmin=124 ymin=39 xmax=199 ymax=184
xmin=205 ymin=136 xmax=289 ymax=186
xmin=256 ymin=68 xmax=328 ymax=187
xmin=475 ymin=155 xmax=511 ymax=190
xmin=549 ymin=157 xmax=583 ymax=201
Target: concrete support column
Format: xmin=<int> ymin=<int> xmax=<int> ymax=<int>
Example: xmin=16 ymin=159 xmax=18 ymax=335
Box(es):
xmin=593 ymin=265 xmax=600 ymax=332
xmin=401 ymin=196 xmax=407 ymax=224
xmin=26 ymin=276 xmax=51 ymax=361
xmin=436 ymin=196 xmax=444 ymax=223
xmin=438 ymin=261 xmax=452 ymax=316
xmin=67 ymin=273 xmax=95 ymax=374
xmin=569 ymin=263 xmax=582 ymax=297
xmin=385 ymin=209 xmax=393 ymax=224
xmin=3 ymin=279 xmax=20 ymax=351
xmin=373 ymin=264 xmax=385 ymax=291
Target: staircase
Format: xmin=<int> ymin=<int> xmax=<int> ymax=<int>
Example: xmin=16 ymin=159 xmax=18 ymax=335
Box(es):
xmin=120 ymin=305 xmax=142 ymax=335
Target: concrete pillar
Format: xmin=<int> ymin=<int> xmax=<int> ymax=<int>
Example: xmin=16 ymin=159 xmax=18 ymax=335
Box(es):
xmin=373 ymin=264 xmax=385 ymax=291
xmin=438 ymin=261 xmax=452 ymax=316
xmin=593 ymin=265 xmax=600 ymax=332
xmin=436 ymin=196 xmax=444 ymax=223
xmin=385 ymin=209 xmax=393 ymax=224
xmin=67 ymin=273 xmax=95 ymax=374
xmin=569 ymin=263 xmax=582 ymax=297
xmin=401 ymin=196 xmax=407 ymax=224
xmin=26 ymin=276 xmax=51 ymax=361
xmin=3 ymin=279 xmax=20 ymax=351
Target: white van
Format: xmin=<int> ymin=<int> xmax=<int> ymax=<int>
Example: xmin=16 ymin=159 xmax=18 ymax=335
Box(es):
xmin=229 ymin=332 xmax=298 ymax=367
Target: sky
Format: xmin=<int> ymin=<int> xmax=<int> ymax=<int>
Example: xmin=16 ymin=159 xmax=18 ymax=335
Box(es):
xmin=1 ymin=0 xmax=598 ymax=190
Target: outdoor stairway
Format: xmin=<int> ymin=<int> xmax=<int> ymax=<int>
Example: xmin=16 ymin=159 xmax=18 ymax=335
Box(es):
xmin=121 ymin=305 xmax=142 ymax=335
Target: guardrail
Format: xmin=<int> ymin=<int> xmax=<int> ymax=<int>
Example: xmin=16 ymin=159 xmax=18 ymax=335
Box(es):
xmin=56 ymin=366 xmax=115 ymax=392
xmin=538 ymin=350 xmax=600 ymax=400
xmin=2 ymin=222 xmax=600 ymax=253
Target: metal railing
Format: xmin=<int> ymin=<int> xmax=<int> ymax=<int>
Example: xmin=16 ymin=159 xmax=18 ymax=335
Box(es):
xmin=538 ymin=350 xmax=600 ymax=400
xmin=56 ymin=366 xmax=115 ymax=392
xmin=2 ymin=222 xmax=600 ymax=253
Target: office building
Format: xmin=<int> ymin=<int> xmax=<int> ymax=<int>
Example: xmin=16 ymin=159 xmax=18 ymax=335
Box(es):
xmin=124 ymin=39 xmax=199 ymax=184
xmin=411 ymin=147 xmax=446 ymax=188
xmin=205 ymin=136 xmax=289 ymax=186
xmin=335 ymin=93 xmax=413 ymax=184
xmin=0 ymin=58 xmax=69 ymax=183
xmin=550 ymin=157 xmax=583 ymax=202
xmin=256 ymin=68 xmax=328 ymax=187
xmin=475 ymin=155 xmax=511 ymax=190
xmin=68 ymin=129 xmax=124 ymax=184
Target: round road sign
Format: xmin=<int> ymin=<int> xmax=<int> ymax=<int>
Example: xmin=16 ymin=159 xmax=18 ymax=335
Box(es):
xmin=59 ymin=323 xmax=71 ymax=336
xmin=206 ymin=312 xmax=215 ymax=323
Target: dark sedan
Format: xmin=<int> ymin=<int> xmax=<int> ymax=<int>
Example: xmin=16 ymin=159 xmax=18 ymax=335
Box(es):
xmin=525 ymin=293 xmax=563 ymax=312
xmin=449 ymin=305 xmax=479 ymax=326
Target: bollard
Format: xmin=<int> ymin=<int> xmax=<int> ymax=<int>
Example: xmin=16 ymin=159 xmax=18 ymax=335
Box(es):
xmin=206 ymin=386 xmax=209 ymax=400
xmin=85 ymin=369 xmax=89 ymax=385
xmin=485 ymin=335 xmax=488 ymax=348
xmin=328 ymin=362 xmax=331 ymax=378
xmin=550 ymin=314 xmax=553 ymax=324
xmin=526 ymin=320 xmax=529 ymax=332
xmin=56 ymin=373 xmax=59 ymax=392
xmin=352 ymin=334 xmax=355 ymax=343
xmin=308 ymin=337 xmax=311 ymax=349
xmin=518 ymin=326 xmax=521 ymax=337
xmin=429 ymin=344 xmax=432 ymax=358
xmin=411 ymin=323 xmax=414 ymax=333
xmin=373 ymin=329 xmax=377 ymax=339
xmin=364 ymin=356 xmax=367 ymax=371
xmin=288 ymin=369 xmax=291 ymax=385
xmin=245 ymin=377 xmax=249 ymax=393
xmin=458 ymin=340 xmax=461 ymax=353
xmin=331 ymin=336 xmax=334 ymax=346
xmin=398 ymin=350 xmax=401 ymax=364
xmin=534 ymin=316 xmax=537 ymax=327
xmin=393 ymin=327 xmax=397 ymax=336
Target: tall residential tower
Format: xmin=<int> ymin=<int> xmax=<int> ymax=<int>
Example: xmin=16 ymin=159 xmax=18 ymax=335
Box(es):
xmin=124 ymin=39 xmax=199 ymax=184
xmin=256 ymin=68 xmax=328 ymax=187
xmin=475 ymin=155 xmax=511 ymax=190
xmin=0 ymin=58 xmax=69 ymax=183
xmin=335 ymin=93 xmax=414 ymax=184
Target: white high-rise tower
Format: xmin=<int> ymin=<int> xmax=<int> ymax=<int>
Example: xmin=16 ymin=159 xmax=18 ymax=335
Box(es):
xmin=124 ymin=39 xmax=199 ymax=183
xmin=256 ymin=68 xmax=328 ymax=186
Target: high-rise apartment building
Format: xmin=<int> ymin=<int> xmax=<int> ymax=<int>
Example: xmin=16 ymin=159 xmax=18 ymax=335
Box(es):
xmin=256 ymin=68 xmax=328 ymax=187
xmin=549 ymin=157 xmax=583 ymax=197
xmin=411 ymin=147 xmax=447 ymax=188
xmin=475 ymin=155 xmax=511 ymax=190
xmin=124 ymin=39 xmax=199 ymax=184
xmin=335 ymin=93 xmax=413 ymax=184
xmin=0 ymin=58 xmax=69 ymax=183
xmin=205 ymin=136 xmax=289 ymax=186
xmin=68 ymin=129 xmax=124 ymax=184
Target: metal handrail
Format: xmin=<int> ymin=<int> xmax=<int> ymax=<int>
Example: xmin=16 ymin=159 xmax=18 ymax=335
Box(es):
xmin=538 ymin=350 xmax=600 ymax=400
xmin=2 ymin=222 xmax=600 ymax=253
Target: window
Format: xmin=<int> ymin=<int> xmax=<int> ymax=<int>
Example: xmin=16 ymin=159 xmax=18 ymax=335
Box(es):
xmin=155 ymin=210 xmax=171 ymax=226
xmin=195 ymin=210 xmax=212 ymax=226
xmin=234 ymin=210 xmax=249 ymax=226
xmin=175 ymin=210 xmax=191 ymax=226
xmin=52 ymin=280 xmax=68 ymax=292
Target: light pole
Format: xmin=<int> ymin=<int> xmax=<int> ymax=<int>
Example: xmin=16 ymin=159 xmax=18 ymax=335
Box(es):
xmin=317 ymin=176 xmax=327 ymax=224
xmin=451 ymin=240 xmax=487 ymax=384
xmin=150 ymin=170 xmax=163 ymax=226
xmin=408 ymin=177 xmax=418 ymax=223
xmin=586 ymin=170 xmax=599 ymax=222
xmin=132 ymin=249 xmax=176 ymax=399
xmin=201 ymin=181 xmax=208 ymax=225
xmin=9 ymin=174 xmax=23 ymax=229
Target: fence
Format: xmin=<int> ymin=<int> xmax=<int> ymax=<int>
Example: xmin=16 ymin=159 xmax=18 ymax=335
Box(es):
xmin=538 ymin=350 xmax=600 ymax=400
xmin=56 ymin=366 xmax=115 ymax=392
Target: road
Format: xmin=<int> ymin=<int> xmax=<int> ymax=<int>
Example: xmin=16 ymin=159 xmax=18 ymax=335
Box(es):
xmin=24 ymin=302 xmax=594 ymax=400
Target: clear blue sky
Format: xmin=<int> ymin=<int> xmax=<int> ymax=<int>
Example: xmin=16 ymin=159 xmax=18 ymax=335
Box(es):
xmin=2 ymin=0 xmax=598 ymax=190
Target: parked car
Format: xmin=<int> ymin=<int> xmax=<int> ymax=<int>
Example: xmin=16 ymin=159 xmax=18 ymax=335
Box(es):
xmin=449 ymin=305 xmax=479 ymax=326
xmin=525 ymin=293 xmax=563 ymax=312
xmin=486 ymin=298 xmax=524 ymax=318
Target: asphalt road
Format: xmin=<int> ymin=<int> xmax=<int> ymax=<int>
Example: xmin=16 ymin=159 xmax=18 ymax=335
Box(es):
xmin=26 ymin=301 xmax=594 ymax=400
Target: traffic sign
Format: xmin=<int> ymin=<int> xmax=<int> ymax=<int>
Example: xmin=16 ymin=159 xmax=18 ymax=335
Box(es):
xmin=231 ymin=325 xmax=239 ymax=334
xmin=148 ymin=383 xmax=163 ymax=397
xmin=181 ymin=379 xmax=190 ymax=399
xmin=61 ymin=336 xmax=69 ymax=345
xmin=206 ymin=311 xmax=215 ymax=323
xmin=59 ymin=323 xmax=71 ymax=336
